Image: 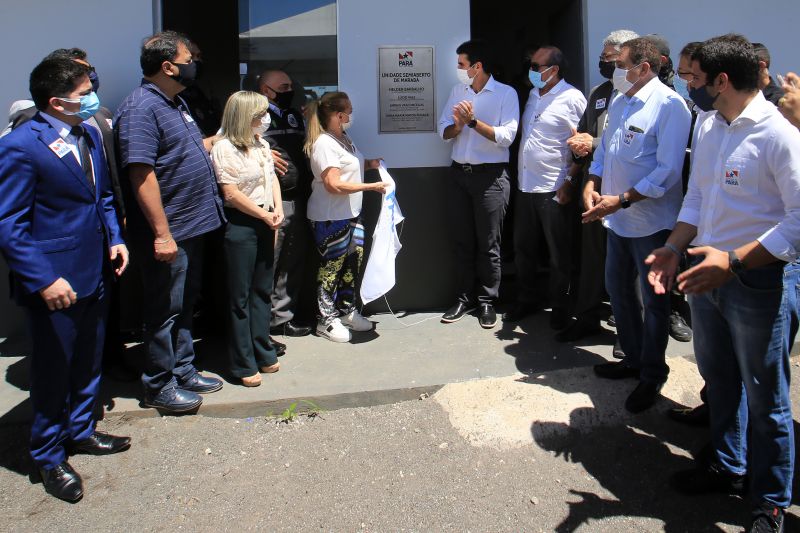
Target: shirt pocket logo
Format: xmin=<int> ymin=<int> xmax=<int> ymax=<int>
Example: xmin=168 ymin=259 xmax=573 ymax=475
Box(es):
xmin=721 ymin=156 xmax=758 ymax=196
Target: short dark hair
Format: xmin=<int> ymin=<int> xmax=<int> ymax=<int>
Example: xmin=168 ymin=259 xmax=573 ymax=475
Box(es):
xmin=44 ymin=47 xmax=88 ymax=62
xmin=29 ymin=57 xmax=88 ymax=111
xmin=621 ymin=37 xmax=662 ymax=74
xmin=456 ymin=39 xmax=494 ymax=75
xmin=692 ymin=34 xmax=759 ymax=91
xmin=538 ymin=45 xmax=567 ymax=75
xmin=751 ymin=42 xmax=771 ymax=67
xmin=680 ymin=42 xmax=703 ymax=59
xmin=140 ymin=30 xmax=190 ymax=77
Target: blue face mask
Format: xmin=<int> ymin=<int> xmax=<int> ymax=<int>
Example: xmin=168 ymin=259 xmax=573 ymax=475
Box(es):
xmin=529 ymin=65 xmax=554 ymax=89
xmin=60 ymin=92 xmax=101 ymax=121
xmin=673 ymin=76 xmax=691 ymax=102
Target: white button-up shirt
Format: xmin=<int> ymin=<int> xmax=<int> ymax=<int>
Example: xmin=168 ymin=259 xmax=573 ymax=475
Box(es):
xmin=589 ymin=77 xmax=691 ymax=238
xmin=678 ymin=92 xmax=800 ymax=262
xmin=518 ymin=79 xmax=586 ymax=192
xmin=437 ymin=75 xmax=519 ymax=164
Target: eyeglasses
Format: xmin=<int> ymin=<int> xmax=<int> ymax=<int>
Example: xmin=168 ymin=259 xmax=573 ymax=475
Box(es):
xmin=529 ymin=63 xmax=551 ymax=71
xmin=599 ymin=55 xmax=619 ymax=62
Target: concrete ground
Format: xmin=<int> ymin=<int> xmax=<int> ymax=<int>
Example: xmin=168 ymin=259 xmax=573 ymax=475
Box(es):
xmin=0 ymin=310 xmax=798 ymax=531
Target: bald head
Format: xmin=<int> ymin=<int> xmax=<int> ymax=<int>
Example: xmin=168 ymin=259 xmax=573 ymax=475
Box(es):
xmin=259 ymin=70 xmax=291 ymax=96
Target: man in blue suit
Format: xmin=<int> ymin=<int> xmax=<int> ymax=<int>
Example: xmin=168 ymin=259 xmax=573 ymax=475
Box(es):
xmin=0 ymin=57 xmax=131 ymax=502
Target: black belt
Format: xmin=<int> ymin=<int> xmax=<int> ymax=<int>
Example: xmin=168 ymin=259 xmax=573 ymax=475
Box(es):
xmin=451 ymin=161 xmax=507 ymax=173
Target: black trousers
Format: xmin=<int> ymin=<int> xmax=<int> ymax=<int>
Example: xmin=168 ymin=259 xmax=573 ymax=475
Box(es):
xmin=270 ymin=198 xmax=310 ymax=327
xmin=573 ymin=175 xmax=608 ymax=321
xmin=513 ymin=190 xmax=574 ymax=311
xmin=446 ymin=162 xmax=510 ymax=304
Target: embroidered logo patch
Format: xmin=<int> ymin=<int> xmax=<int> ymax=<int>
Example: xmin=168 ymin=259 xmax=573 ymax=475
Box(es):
xmin=182 ymin=111 xmax=195 ymax=123
xmin=623 ymin=131 xmax=635 ymax=146
xmin=595 ymin=98 xmax=607 ymax=110
xmin=287 ymin=114 xmax=299 ymax=128
xmin=724 ymin=168 xmax=740 ymax=186
xmin=48 ymin=138 xmax=72 ymax=158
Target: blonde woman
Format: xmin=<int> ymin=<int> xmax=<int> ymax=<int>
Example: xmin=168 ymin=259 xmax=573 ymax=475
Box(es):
xmin=212 ymin=91 xmax=283 ymax=386
xmin=304 ymin=91 xmax=387 ymax=342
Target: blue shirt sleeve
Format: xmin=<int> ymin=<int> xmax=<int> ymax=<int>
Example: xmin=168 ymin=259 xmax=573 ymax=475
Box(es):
xmin=117 ymin=104 xmax=159 ymax=168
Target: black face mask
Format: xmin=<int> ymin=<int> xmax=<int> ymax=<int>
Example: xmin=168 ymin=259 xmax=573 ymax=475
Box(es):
xmin=599 ymin=60 xmax=616 ymax=80
xmin=689 ymin=84 xmax=719 ymax=113
xmin=270 ymin=88 xmax=295 ymax=110
xmin=171 ymin=61 xmax=197 ymax=88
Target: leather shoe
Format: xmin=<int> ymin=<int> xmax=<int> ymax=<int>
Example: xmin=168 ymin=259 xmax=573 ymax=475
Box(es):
xmin=554 ymin=318 xmax=604 ymax=342
xmin=270 ymin=321 xmax=312 ymax=337
xmin=669 ymin=311 xmax=693 ymax=342
xmin=625 ymin=380 xmax=663 ymax=413
xmin=40 ymin=461 xmax=83 ymax=502
xmin=441 ymin=302 xmax=475 ymax=323
xmin=671 ymin=461 xmax=746 ymax=496
xmin=270 ymin=336 xmax=287 ymax=357
xmin=70 ymin=431 xmax=131 ymax=456
xmin=478 ymin=304 xmax=497 ymax=328
xmin=179 ymin=373 xmax=223 ymax=394
xmin=502 ymin=302 xmax=539 ymax=322
xmin=594 ymin=361 xmax=640 ymax=380
xmin=550 ymin=308 xmax=569 ymax=330
xmin=144 ymin=386 xmax=203 ymax=413
xmin=668 ymin=403 xmax=710 ymax=427
xmin=612 ymin=339 xmax=625 ymax=359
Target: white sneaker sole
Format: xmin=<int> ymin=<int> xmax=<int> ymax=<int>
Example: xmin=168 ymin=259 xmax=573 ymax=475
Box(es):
xmin=341 ymin=321 xmax=373 ymax=332
xmin=316 ymin=327 xmax=351 ymax=343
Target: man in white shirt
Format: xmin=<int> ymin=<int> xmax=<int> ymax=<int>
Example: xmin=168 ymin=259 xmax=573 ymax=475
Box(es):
xmin=582 ymin=37 xmax=691 ymax=413
xmin=437 ymin=39 xmax=519 ymax=329
xmin=646 ymin=34 xmax=800 ymax=533
xmin=504 ymin=45 xmax=585 ymax=329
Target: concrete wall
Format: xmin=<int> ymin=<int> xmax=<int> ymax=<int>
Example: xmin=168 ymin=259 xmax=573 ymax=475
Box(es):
xmin=336 ymin=0 xmax=470 ymax=169
xmin=585 ymin=1 xmax=800 ymax=91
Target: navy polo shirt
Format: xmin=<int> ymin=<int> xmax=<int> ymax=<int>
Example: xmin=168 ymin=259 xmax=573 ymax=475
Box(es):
xmin=114 ymin=80 xmax=224 ymax=242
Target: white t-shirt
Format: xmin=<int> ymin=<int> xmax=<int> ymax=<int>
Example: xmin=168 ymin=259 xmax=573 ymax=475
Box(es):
xmin=307 ymin=133 xmax=364 ymax=221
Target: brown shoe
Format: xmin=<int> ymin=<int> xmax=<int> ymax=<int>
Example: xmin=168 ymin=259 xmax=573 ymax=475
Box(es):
xmin=260 ymin=362 xmax=281 ymax=374
xmin=241 ymin=373 xmax=262 ymax=387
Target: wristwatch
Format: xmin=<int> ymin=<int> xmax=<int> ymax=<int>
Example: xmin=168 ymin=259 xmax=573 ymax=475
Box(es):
xmin=728 ymin=250 xmax=745 ymax=274
xmin=467 ymin=117 xmax=477 ymax=129
xmin=619 ymin=193 xmax=631 ymax=209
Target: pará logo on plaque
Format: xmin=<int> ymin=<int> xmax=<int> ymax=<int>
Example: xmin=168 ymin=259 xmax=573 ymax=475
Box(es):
xmin=398 ymin=51 xmax=414 ymax=67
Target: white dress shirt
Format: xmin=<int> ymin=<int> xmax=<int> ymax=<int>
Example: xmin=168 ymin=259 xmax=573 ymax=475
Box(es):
xmin=589 ymin=77 xmax=691 ymax=238
xmin=518 ymin=79 xmax=586 ymax=192
xmin=678 ymin=92 xmax=800 ymax=262
xmin=437 ymin=76 xmax=519 ymax=164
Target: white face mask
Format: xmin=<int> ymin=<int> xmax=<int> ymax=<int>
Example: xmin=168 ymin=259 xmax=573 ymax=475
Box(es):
xmin=612 ymin=64 xmax=641 ymax=94
xmin=252 ymin=113 xmax=271 ymax=135
xmin=341 ymin=112 xmax=353 ymax=131
xmin=456 ymin=65 xmax=476 ymax=86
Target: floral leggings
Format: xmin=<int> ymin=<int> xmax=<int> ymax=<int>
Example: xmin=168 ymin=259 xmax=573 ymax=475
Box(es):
xmin=310 ymin=218 xmax=364 ymax=325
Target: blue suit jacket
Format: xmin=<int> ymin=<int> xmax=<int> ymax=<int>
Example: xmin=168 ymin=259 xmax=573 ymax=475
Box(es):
xmin=0 ymin=112 xmax=124 ymax=305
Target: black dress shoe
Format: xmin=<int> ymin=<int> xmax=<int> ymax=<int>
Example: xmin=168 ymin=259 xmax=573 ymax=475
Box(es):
xmin=502 ymin=302 xmax=539 ymax=322
xmin=70 ymin=432 xmax=131 ymax=456
xmin=179 ymin=373 xmax=223 ymax=394
xmin=594 ymin=361 xmax=640 ymax=380
xmin=668 ymin=403 xmax=710 ymax=427
xmin=625 ymin=381 xmax=663 ymax=413
xmin=478 ymin=304 xmax=497 ymax=329
xmin=607 ymin=314 xmax=616 ymax=327
xmin=554 ymin=318 xmax=604 ymax=342
xmin=612 ymin=339 xmax=625 ymax=359
xmin=270 ymin=321 xmax=312 ymax=337
xmin=669 ymin=311 xmax=693 ymax=342
xmin=270 ymin=336 xmax=287 ymax=357
xmin=40 ymin=462 xmax=83 ymax=502
xmin=441 ymin=302 xmax=475 ymax=323
xmin=144 ymin=386 xmax=203 ymax=413
xmin=550 ymin=308 xmax=570 ymax=330
xmin=671 ymin=461 xmax=746 ymax=496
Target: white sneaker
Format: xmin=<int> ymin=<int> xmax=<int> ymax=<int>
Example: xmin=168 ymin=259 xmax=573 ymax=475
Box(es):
xmin=316 ymin=318 xmax=351 ymax=342
xmin=340 ymin=310 xmax=374 ymax=332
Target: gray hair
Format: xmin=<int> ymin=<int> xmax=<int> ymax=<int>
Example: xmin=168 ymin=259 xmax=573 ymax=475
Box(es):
xmin=603 ymin=29 xmax=640 ymax=51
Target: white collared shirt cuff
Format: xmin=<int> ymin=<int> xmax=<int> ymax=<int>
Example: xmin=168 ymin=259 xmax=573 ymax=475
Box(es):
xmin=633 ymin=178 xmax=664 ymax=199
xmin=758 ymin=228 xmax=798 ymax=263
xmin=677 ymin=207 xmax=701 ymax=227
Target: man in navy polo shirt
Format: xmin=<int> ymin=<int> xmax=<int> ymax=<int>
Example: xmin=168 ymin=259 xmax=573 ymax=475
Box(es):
xmin=114 ymin=31 xmax=225 ymax=413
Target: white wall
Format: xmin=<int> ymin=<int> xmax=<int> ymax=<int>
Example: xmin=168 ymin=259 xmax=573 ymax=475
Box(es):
xmin=0 ymin=0 xmax=154 ymax=121
xmin=585 ymin=1 xmax=800 ymax=91
xmin=337 ymin=0 xmax=469 ymax=169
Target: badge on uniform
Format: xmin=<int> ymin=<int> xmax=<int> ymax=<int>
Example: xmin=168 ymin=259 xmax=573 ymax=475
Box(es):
xmin=48 ymin=138 xmax=72 ymax=158
xmin=105 ymin=118 xmax=113 ymax=129
xmin=724 ymin=168 xmax=740 ymax=186
xmin=182 ymin=111 xmax=195 ymax=123
xmin=623 ymin=131 xmax=635 ymax=146
xmin=595 ymin=98 xmax=607 ymax=110
xmin=287 ymin=113 xmax=299 ymax=128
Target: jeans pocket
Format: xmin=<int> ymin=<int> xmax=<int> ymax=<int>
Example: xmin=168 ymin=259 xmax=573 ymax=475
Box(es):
xmin=732 ymin=266 xmax=783 ymax=294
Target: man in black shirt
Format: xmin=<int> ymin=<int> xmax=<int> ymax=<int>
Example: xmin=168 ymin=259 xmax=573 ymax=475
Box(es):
xmin=259 ymin=69 xmax=313 ymax=337
xmin=753 ymin=43 xmax=785 ymax=107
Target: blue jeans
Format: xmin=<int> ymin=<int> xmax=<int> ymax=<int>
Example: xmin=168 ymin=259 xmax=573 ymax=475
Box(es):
xmin=689 ymin=260 xmax=797 ymax=507
xmin=136 ymin=236 xmax=204 ymax=395
xmin=605 ymin=229 xmax=671 ymax=383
